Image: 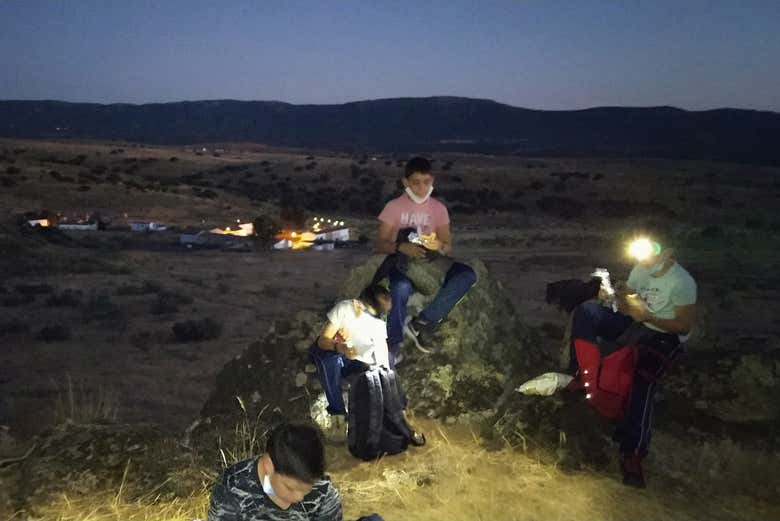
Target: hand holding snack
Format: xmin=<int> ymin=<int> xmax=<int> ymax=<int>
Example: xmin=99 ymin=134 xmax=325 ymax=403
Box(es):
xmin=418 ymin=232 xmax=441 ymax=251
xmin=334 ymin=330 xmax=358 ymax=358
xmin=624 ymin=294 xmax=651 ymax=322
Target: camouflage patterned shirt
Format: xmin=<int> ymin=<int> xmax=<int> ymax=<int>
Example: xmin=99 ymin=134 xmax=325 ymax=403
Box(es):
xmin=207 ymin=458 xmax=343 ymax=521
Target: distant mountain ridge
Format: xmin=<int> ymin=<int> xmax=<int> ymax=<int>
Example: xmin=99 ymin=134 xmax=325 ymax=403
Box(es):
xmin=1 ymin=97 xmax=779 ymax=164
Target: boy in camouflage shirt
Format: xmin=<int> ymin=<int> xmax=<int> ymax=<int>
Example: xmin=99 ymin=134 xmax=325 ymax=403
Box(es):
xmin=208 ymin=423 xmax=381 ymax=521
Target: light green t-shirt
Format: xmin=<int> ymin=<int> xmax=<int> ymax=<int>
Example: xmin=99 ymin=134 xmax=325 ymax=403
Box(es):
xmin=627 ymin=262 xmax=697 ymax=334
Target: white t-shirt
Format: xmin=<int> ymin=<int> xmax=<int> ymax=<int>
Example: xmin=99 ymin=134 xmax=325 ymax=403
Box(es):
xmin=627 ymin=262 xmax=697 ymax=337
xmin=326 ymin=300 xmax=390 ymax=368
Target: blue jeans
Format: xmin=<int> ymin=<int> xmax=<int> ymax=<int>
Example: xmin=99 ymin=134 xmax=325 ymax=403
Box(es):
xmin=387 ymin=261 xmax=477 ymax=351
xmin=569 ymin=301 xmax=634 ymax=372
xmin=571 ymin=302 xmax=683 ymax=456
xmin=309 ymin=344 xmax=370 ymax=415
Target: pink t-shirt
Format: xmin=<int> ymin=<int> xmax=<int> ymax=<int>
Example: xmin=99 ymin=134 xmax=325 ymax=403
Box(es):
xmin=378 ymin=194 xmax=450 ymax=236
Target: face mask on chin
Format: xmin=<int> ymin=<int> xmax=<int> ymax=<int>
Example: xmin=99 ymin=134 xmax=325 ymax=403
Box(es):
xmin=405 ymin=186 xmax=433 ymax=204
xmin=648 ymin=261 xmax=665 ymax=275
xmin=647 ymin=253 xmax=671 ymax=275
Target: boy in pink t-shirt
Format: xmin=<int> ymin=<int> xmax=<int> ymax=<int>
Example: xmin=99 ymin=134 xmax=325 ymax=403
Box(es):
xmin=376 ymin=157 xmax=476 ymax=363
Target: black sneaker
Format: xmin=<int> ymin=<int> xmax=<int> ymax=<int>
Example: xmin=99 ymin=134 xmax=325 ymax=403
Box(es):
xmin=404 ymin=316 xmax=436 ymax=353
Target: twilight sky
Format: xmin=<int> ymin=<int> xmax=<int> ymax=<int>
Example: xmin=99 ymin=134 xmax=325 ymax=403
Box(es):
xmin=1 ymin=0 xmax=778 ymax=111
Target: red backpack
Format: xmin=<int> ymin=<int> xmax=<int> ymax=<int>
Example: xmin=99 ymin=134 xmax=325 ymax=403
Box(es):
xmin=572 ymin=339 xmax=638 ymax=420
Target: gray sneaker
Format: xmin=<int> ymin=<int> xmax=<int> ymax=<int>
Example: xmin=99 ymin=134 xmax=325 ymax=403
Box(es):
xmin=403 ymin=316 xmax=436 ymax=353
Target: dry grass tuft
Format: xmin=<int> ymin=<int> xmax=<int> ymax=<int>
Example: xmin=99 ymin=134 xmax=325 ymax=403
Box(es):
xmin=54 ymin=375 xmax=120 ymax=425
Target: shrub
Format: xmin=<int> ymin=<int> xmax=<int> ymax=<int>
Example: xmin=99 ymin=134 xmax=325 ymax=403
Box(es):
xmin=744 ymin=216 xmax=766 ymax=230
xmin=84 ymin=292 xmax=121 ymax=320
xmin=169 ymin=156 xmax=179 ymax=162
xmin=700 ymin=225 xmax=724 ymax=239
xmin=193 ymin=187 xmax=218 ymax=199
xmin=0 ymin=319 xmax=30 ymax=335
xmin=172 ymin=318 xmax=222 ymax=342
xmin=68 ymin=155 xmax=87 ymax=166
xmin=535 ymin=196 xmax=585 ymax=219
xmin=151 ymin=291 xmax=193 ymax=315
xmin=40 ymin=324 xmax=72 ymax=342
xmin=130 ymin=331 xmax=152 ymax=350
xmin=116 ymin=280 xmax=161 ymax=295
xmin=46 ymin=289 xmax=83 ymax=307
xmin=151 ymin=294 xmax=179 ymax=315
xmin=704 ymin=196 xmax=722 ymax=208
xmin=1 ymin=294 xmax=35 ymax=307
xmin=261 ymin=285 xmax=281 ymax=298
xmin=16 ymin=283 xmax=54 ymax=295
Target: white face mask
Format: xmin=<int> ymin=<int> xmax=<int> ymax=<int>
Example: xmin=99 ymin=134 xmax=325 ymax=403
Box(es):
xmin=263 ymin=473 xmax=276 ymax=497
xmin=404 ymin=186 xmax=433 ymax=204
xmin=647 ymin=259 xmax=668 ymax=275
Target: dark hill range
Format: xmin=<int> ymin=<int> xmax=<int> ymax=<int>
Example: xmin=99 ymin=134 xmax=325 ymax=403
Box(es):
xmin=1 ymin=97 xmax=779 ymax=164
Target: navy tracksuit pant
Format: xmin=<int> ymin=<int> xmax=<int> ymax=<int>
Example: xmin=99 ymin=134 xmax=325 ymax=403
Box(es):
xmin=571 ymin=302 xmax=684 ymax=456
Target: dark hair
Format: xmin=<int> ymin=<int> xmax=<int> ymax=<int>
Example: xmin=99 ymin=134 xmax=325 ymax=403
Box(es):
xmin=266 ymin=423 xmax=325 ymax=484
xmin=404 ymin=156 xmax=432 ymax=178
xmin=358 ymin=283 xmax=390 ymax=312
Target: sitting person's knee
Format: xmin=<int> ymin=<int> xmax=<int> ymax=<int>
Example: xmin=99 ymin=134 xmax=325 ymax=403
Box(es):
xmin=575 ymin=301 xmax=603 ymax=320
xmin=392 ymin=277 xmax=414 ymax=296
xmin=462 ymin=265 xmax=477 ymax=286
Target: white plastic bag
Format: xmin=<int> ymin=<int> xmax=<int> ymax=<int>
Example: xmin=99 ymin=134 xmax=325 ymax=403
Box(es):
xmin=516 ymin=372 xmax=574 ymax=396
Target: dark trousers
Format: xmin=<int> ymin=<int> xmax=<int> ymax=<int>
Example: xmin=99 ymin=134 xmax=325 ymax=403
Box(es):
xmin=309 ymin=344 xmax=370 ymax=415
xmin=571 ymin=302 xmax=683 ymax=456
xmin=387 ymin=261 xmax=476 ymax=353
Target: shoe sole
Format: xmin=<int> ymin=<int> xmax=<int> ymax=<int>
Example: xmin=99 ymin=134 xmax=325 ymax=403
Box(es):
xmin=403 ymin=321 xmax=432 ymax=353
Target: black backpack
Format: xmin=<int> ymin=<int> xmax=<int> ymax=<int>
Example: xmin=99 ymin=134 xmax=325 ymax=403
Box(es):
xmin=347 ymin=368 xmax=414 ymax=461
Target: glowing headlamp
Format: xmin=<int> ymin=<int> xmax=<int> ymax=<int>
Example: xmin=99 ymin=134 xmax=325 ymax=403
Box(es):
xmin=627 ymin=237 xmax=661 ymax=261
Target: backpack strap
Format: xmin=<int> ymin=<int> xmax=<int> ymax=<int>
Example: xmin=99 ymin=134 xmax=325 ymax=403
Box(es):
xmin=378 ymin=369 xmax=414 ymax=441
xmin=365 ymin=370 xmax=385 ymax=451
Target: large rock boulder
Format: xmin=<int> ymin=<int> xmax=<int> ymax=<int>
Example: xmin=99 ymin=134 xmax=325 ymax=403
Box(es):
xmin=344 ymin=255 xmax=551 ymax=420
xmin=195 ymin=255 xmax=556 ymax=448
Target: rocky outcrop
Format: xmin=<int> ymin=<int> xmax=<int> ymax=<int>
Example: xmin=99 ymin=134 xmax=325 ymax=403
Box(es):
xmin=195 ymin=255 xmax=554 ymax=446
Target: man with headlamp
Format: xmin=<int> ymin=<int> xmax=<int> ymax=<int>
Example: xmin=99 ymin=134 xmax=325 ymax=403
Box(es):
xmin=570 ymin=235 xmax=697 ymax=488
